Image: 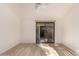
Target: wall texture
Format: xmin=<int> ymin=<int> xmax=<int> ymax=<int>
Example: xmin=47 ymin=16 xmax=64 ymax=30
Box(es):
xmin=21 ymin=16 xmax=63 ymax=43
xmin=62 ymin=4 xmax=79 ymax=54
xmin=21 ymin=3 xmax=73 ymax=43
xmin=0 ymin=3 xmax=75 ymax=54
xmin=0 ymin=4 xmax=21 ymax=54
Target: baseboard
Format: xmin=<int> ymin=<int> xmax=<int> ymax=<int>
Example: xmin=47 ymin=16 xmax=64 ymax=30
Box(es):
xmin=61 ymin=43 xmax=79 ymax=56
xmin=0 ymin=41 xmax=20 ymax=55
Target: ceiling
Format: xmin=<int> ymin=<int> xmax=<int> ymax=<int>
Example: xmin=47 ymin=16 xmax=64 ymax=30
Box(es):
xmin=5 ymin=3 xmax=74 ymax=19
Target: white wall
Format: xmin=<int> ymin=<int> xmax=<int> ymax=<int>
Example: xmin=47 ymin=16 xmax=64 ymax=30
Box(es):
xmin=21 ymin=17 xmax=36 ymax=43
xmin=0 ymin=4 xmax=21 ymax=54
xmin=21 ymin=4 xmax=73 ymax=43
xmin=21 ymin=16 xmax=63 ymax=43
xmin=21 ymin=9 xmax=68 ymax=43
xmin=0 ymin=3 xmax=75 ymax=54
xmin=62 ymin=4 xmax=79 ymax=54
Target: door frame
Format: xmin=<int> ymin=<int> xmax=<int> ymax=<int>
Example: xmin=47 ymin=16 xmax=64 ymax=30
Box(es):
xmin=36 ymin=21 xmax=55 ymax=44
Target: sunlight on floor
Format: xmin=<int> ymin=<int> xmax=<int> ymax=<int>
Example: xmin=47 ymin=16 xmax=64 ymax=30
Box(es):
xmin=76 ymin=49 xmax=79 ymax=55
xmin=38 ymin=44 xmax=59 ymax=56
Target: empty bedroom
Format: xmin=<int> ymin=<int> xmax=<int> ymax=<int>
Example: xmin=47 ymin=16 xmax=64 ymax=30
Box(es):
xmin=0 ymin=3 xmax=79 ymax=56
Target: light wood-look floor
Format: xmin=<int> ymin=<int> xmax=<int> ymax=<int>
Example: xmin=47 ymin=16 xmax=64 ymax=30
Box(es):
xmin=0 ymin=43 xmax=78 ymax=56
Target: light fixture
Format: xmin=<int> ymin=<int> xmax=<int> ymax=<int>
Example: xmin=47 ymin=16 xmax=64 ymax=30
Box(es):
xmin=35 ymin=3 xmax=49 ymax=9
xmin=35 ymin=3 xmax=42 ymax=9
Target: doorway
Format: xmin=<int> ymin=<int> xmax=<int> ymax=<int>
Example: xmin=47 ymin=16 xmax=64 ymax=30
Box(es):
xmin=36 ymin=22 xmax=55 ymax=44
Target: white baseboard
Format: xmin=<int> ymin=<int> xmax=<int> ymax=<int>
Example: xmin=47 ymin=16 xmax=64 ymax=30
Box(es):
xmin=0 ymin=41 xmax=20 ymax=54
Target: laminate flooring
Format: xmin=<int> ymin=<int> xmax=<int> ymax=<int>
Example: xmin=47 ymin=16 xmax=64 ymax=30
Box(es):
xmin=0 ymin=43 xmax=78 ymax=56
